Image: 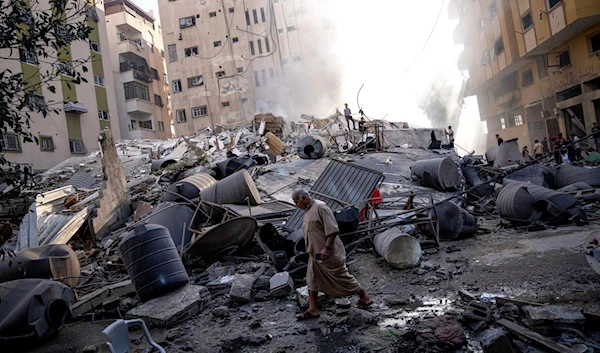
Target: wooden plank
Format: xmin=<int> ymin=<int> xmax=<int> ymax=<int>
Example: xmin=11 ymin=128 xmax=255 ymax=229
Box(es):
xmin=497 ymin=319 xmax=579 ymax=353
xmin=496 ymin=297 xmax=544 ymax=308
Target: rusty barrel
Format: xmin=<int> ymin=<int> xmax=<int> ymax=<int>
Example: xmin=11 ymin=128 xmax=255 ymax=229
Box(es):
xmin=410 ymin=157 xmax=459 ymax=190
xmin=373 ymin=228 xmax=421 ymax=269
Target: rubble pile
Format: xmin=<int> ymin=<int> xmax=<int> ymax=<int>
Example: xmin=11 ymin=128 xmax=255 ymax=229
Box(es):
xmin=0 ymin=119 xmax=599 ymax=352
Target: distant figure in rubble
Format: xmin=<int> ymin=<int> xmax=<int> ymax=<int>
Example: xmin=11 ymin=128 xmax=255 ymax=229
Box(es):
xmin=358 ymin=116 xmax=367 ymax=133
xmin=533 ymin=140 xmax=543 ymax=159
xmin=592 ymin=122 xmax=600 ymax=151
xmin=445 ymin=126 xmax=454 ymax=147
xmin=541 ymin=137 xmax=550 ymax=154
xmin=496 ymin=134 xmax=504 ymax=146
xmin=292 ymin=189 xmax=372 ymax=320
xmin=522 ymin=146 xmax=531 ymax=161
xmin=571 ymin=133 xmax=582 ymax=162
xmin=343 ymin=103 xmax=355 ymax=130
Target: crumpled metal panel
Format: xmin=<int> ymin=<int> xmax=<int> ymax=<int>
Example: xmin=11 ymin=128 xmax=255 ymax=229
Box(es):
xmin=504 ymin=164 xmax=555 ymax=188
xmin=283 ymin=159 xmax=384 ymax=232
xmin=37 ymin=213 xmax=75 ymax=245
xmin=554 ymin=164 xmax=600 ymax=189
xmin=526 ymin=183 xmax=577 ymax=217
xmin=493 ymin=139 xmax=523 ymax=167
xmin=62 ymin=171 xmax=95 ymax=189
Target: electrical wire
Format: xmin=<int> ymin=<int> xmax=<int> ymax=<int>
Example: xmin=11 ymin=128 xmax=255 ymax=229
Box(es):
xmin=401 ymin=0 xmax=445 ymax=75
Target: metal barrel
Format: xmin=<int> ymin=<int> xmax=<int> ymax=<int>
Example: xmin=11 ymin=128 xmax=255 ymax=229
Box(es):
xmin=410 ymin=157 xmax=459 ymax=190
xmin=494 ymin=139 xmax=523 ymax=167
xmin=461 ymin=164 xmax=493 ymax=196
xmin=200 ymin=169 xmax=262 ymax=205
xmin=433 ymin=201 xmax=464 ymax=240
xmin=504 ymin=164 xmax=555 ymax=188
xmin=459 ymin=209 xmax=478 ymax=236
xmin=525 ymin=183 xmax=576 ymax=217
xmin=373 ymin=228 xmax=421 ymax=269
xmin=163 ymin=172 xmax=216 ymax=202
xmin=144 ymin=202 xmax=196 ymax=251
xmin=297 ymin=135 xmax=327 ymax=159
xmin=496 ymin=183 xmax=536 ymax=221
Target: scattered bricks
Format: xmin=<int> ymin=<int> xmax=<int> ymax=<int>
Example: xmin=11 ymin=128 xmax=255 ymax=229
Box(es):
xmin=523 ymin=305 xmax=586 ymax=331
xmin=480 ymin=328 xmax=520 ymax=353
xmin=126 ymin=285 xmax=210 ymax=328
xmin=349 ymin=307 xmax=379 ymax=326
xmin=469 ymin=320 xmax=487 ymax=332
xmin=463 ymin=301 xmax=492 ymax=323
xmin=229 ymin=274 xmax=255 ymax=303
xmin=269 ymin=272 xmax=294 ymax=298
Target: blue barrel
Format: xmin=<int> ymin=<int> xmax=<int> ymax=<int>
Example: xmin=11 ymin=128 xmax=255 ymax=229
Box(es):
xmin=119 ymin=224 xmax=189 ymax=302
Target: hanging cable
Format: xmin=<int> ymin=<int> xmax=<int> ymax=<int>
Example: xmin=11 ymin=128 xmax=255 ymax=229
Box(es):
xmin=401 ymin=0 xmax=445 ymax=75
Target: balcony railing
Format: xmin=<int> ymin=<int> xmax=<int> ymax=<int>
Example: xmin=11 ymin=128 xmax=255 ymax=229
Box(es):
xmin=120 ymin=62 xmax=154 ymax=82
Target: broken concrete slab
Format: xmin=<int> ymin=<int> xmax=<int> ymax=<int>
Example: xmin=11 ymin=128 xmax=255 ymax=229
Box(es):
xmin=523 ymin=305 xmax=585 ymax=331
xmin=480 ymin=328 xmax=520 ymax=353
xmin=126 ymin=285 xmax=210 ymax=328
xmin=206 ymin=275 xmax=235 ymax=292
xmin=230 ymin=274 xmax=255 ymax=303
xmin=269 ymin=271 xmax=293 ymax=298
xmin=349 ymin=307 xmax=379 ymax=326
xmin=71 ymin=280 xmax=135 ymax=316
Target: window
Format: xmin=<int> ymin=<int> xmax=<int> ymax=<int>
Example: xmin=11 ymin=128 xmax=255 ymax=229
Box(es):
xmin=222 ymin=101 xmax=230 ymax=108
xmin=228 ymin=7 xmax=234 ymax=13
xmin=168 ymin=44 xmax=178 ymax=63
xmin=237 ymin=67 xmax=243 ymax=73
xmin=172 ymin=79 xmax=182 ymax=92
xmin=241 ymin=98 xmax=248 ymax=104
xmin=245 ymin=10 xmax=250 ymax=26
xmin=176 ymin=109 xmax=186 ymax=123
xmin=158 ymin=121 xmax=165 ymax=131
xmin=94 ymin=75 xmax=105 ymax=87
xmin=521 ymin=69 xmax=534 ymax=87
xmin=58 ymin=62 xmax=75 ymax=77
xmin=558 ymin=50 xmax=570 ymax=68
xmin=489 ymin=1 xmax=497 ymax=17
xmin=216 ymin=71 xmax=225 ymax=78
xmin=154 ymin=94 xmax=164 ymax=106
xmin=521 ymin=12 xmax=533 ymax=31
xmin=261 ymin=69 xmax=267 ymax=85
xmin=151 ymin=68 xmax=159 ymax=80
xmin=179 ymin=16 xmax=195 ymax=28
xmin=514 ymin=115 xmax=524 ymax=126
xmin=494 ymin=37 xmax=504 ymax=56
xmin=232 ymin=37 xmax=239 ymax=43
xmin=98 ymin=109 xmax=109 ymax=121
xmin=89 ymin=41 xmax=100 ymax=53
xmin=254 ymin=71 xmax=260 ymax=87
xmin=250 ymin=41 xmax=255 ymax=55
xmin=27 ymin=93 xmax=45 ymax=110
xmin=214 ymin=41 xmax=222 ymax=47
xmin=69 ymin=140 xmax=85 ymax=154
xmin=589 ymin=32 xmax=600 ymax=54
xmin=40 ymin=136 xmax=54 ymax=151
xmin=269 ymin=68 xmax=274 ymax=78
xmin=260 ymin=7 xmax=265 ymax=22
xmin=184 ymin=46 xmax=198 ymax=57
xmin=1 ymin=135 xmax=20 ymax=151
xmin=19 ymin=49 xmax=38 ymax=65
xmin=293 ymin=56 xmax=301 ymax=62
xmin=139 ymin=120 xmax=153 ymax=129
xmin=536 ymin=55 xmax=548 ymax=79
xmin=500 ymin=118 xmax=506 ymax=130
xmin=187 ymin=75 xmax=204 ymax=87
xmin=257 ymin=39 xmax=263 ymax=54
xmin=130 ymin=119 xmax=137 ymax=129
xmin=123 ymin=82 xmax=150 ymax=101
xmin=85 ymin=4 xmax=99 ymax=21
xmin=547 ymin=0 xmax=561 ymax=10
xmin=252 ymin=9 xmax=258 ymax=24
xmin=209 ymin=11 xmax=217 ymax=18
xmin=265 ymin=37 xmax=270 ymax=52
xmin=287 ymin=26 xmax=296 ymax=31
xmin=192 ymin=105 xmax=208 ymax=117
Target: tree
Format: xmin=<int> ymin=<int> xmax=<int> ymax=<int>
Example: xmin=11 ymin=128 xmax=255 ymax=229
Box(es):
xmin=418 ymin=73 xmax=466 ymax=130
xmin=0 ymin=0 xmax=94 ymax=159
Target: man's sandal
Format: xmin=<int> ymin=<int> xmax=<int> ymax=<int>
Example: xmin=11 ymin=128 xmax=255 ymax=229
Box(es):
xmin=355 ymin=299 xmax=373 ymax=309
xmin=296 ymin=311 xmax=320 ymax=321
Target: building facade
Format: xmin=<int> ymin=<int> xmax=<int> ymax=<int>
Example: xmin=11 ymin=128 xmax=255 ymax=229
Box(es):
xmin=105 ymin=0 xmax=173 ymax=140
xmin=0 ymin=0 xmax=121 ymax=171
xmin=158 ymin=0 xmax=338 ymax=137
xmin=450 ymin=0 xmax=600 ymax=150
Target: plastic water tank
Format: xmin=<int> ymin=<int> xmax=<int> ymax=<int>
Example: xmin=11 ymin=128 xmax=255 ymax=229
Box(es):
xmin=119 ymin=224 xmax=189 ymax=302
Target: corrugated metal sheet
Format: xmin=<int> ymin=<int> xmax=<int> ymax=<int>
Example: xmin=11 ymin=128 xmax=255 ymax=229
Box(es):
xmin=283 ymin=159 xmax=384 ymax=232
xmin=554 ymin=164 xmax=600 ymax=188
xmin=37 ymin=213 xmax=76 ymax=245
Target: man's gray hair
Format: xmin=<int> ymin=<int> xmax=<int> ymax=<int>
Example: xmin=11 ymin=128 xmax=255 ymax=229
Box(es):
xmin=292 ymin=189 xmax=310 ymax=198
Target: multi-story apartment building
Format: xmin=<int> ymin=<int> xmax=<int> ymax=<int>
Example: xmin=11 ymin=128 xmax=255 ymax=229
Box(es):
xmin=158 ymin=0 xmax=338 ymax=137
xmin=105 ymin=0 xmax=173 ymax=140
xmin=0 ymin=0 xmax=121 ymax=171
xmin=450 ymin=0 xmax=600 ymax=150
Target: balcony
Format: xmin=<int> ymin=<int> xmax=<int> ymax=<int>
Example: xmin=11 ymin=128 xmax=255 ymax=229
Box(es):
xmin=524 ymin=0 xmax=600 ymax=57
xmin=120 ymin=61 xmax=158 ymax=82
xmin=129 ymin=127 xmax=157 ymax=139
xmin=126 ymin=99 xmax=153 ymax=115
xmin=118 ymin=39 xmax=148 ymax=60
xmin=112 ymin=11 xmax=142 ymax=35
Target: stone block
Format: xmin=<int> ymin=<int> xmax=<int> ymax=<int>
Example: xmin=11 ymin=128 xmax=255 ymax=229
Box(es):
xmin=480 ymin=328 xmax=520 ymax=353
xmin=523 ymin=305 xmax=585 ymax=330
xmin=206 ymin=275 xmax=235 ymax=292
xmin=229 ymin=274 xmax=255 ymax=303
xmin=71 ymin=280 xmax=135 ymax=315
xmin=126 ymin=285 xmax=210 ymax=328
xmin=269 ymin=272 xmax=294 ymax=298
xmin=349 ymin=307 xmax=379 ymax=326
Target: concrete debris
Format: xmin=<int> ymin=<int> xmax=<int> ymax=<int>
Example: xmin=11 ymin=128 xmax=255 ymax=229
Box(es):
xmin=71 ymin=280 xmax=136 ymax=315
xmin=269 ymin=271 xmax=294 ymax=298
xmin=480 ymin=328 xmax=520 ymax=353
xmin=414 ymin=315 xmax=466 ymax=349
xmin=348 ymin=307 xmax=379 ymax=326
xmin=523 ymin=305 xmax=586 ymax=331
xmin=126 ymin=285 xmax=210 ymax=328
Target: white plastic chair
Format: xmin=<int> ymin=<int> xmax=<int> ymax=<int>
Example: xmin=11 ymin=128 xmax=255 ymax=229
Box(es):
xmin=102 ymin=319 xmax=166 ymax=353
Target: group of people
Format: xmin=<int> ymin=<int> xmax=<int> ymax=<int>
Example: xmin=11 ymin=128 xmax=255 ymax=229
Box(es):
xmin=499 ymin=121 xmax=600 ymax=165
xmin=343 ymin=103 xmax=367 ymax=133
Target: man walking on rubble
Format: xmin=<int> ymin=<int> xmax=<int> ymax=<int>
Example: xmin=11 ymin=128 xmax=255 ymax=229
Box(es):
xmin=292 ymin=189 xmax=372 ymax=320
xmin=344 ymin=103 xmax=356 ymax=130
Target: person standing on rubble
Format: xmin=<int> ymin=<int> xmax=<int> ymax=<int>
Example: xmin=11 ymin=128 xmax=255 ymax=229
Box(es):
xmin=541 ymin=137 xmax=550 ymax=154
xmin=495 ymin=134 xmax=504 ymax=146
xmin=533 ymin=140 xmax=543 ymax=159
xmin=592 ymin=122 xmax=600 ymax=151
xmin=571 ymin=133 xmax=582 ymax=162
xmin=344 ymin=103 xmax=356 ymax=130
xmin=445 ymin=126 xmax=455 ymax=147
xmin=292 ymin=189 xmax=372 ymax=320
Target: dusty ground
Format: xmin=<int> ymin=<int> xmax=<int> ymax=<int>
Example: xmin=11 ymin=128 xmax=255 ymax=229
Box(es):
xmin=21 ymin=151 xmax=600 ymax=353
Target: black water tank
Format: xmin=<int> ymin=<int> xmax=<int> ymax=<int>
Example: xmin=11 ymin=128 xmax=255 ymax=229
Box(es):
xmin=334 ymin=207 xmax=360 ymax=234
xmin=119 ymin=224 xmax=189 ymax=302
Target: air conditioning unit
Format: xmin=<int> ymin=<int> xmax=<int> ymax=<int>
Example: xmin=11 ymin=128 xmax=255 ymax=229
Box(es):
xmin=190 ymin=77 xmax=203 ymax=86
